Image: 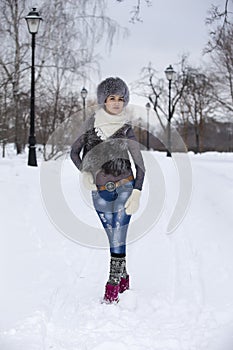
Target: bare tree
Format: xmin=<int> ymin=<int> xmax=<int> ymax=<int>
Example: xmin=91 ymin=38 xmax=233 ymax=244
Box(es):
xmin=0 ymin=0 xmax=29 ymax=153
xmin=0 ymin=0 xmax=127 ymax=155
xmin=132 ymin=57 xmax=190 ymax=154
xmin=205 ymin=0 xmax=233 ymax=51
xmin=181 ymin=68 xmax=215 ymax=153
xmin=204 ymin=0 xmax=233 ymax=118
xmin=205 ymin=24 xmax=233 ymax=115
xmin=0 ymin=82 xmax=11 ymax=157
xmin=131 ymin=63 xmax=166 ymax=130
xmin=116 ymin=0 xmax=152 ymax=23
xmin=36 ymin=90 xmax=82 ymax=158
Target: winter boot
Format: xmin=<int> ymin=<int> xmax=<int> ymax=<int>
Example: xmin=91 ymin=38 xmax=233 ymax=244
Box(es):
xmin=119 ymin=262 xmax=129 ymax=293
xmin=103 ymin=256 xmax=125 ymax=303
xmin=119 ymin=274 xmax=130 ymax=293
xmin=103 ymin=283 xmax=120 ymax=303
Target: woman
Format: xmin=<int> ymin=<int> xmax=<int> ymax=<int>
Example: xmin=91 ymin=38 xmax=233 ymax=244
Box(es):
xmin=70 ymin=77 xmax=145 ymax=303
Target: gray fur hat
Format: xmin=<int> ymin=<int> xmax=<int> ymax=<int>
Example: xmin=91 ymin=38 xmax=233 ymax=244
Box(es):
xmin=97 ymin=77 xmax=130 ymax=106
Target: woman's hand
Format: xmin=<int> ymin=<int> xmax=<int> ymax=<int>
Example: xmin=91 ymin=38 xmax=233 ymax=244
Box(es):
xmin=82 ymin=172 xmax=97 ymax=191
xmin=125 ymin=189 xmax=141 ymax=215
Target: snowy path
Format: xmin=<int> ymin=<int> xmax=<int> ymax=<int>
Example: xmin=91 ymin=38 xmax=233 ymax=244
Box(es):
xmin=1 ymin=152 xmax=233 ymax=350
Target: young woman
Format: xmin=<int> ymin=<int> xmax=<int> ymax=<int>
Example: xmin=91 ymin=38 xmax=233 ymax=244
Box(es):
xmin=70 ymin=77 xmax=145 ymax=303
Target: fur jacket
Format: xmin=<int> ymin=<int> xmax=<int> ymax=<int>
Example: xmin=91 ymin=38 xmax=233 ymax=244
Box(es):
xmin=70 ymin=113 xmax=145 ymax=190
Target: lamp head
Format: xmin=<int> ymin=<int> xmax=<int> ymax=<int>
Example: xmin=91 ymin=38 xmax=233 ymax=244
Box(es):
xmin=165 ymin=65 xmax=176 ymax=81
xmin=81 ymin=87 xmax=88 ymax=99
xmin=25 ymin=8 xmax=42 ymax=34
xmin=145 ymin=102 xmax=151 ymax=111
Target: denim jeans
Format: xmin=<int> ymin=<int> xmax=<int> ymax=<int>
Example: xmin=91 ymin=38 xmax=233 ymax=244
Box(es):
xmin=92 ymin=180 xmax=134 ymax=255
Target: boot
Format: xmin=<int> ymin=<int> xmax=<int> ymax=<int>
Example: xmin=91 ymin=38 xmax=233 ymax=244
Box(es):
xmin=103 ymin=256 xmax=125 ymax=303
xmin=103 ymin=283 xmax=120 ymax=303
xmin=119 ymin=261 xmax=129 ymax=293
xmin=119 ymin=274 xmax=130 ymax=293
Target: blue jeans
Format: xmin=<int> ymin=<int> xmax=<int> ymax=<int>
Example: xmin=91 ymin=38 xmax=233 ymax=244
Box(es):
xmin=92 ymin=181 xmax=134 ymax=255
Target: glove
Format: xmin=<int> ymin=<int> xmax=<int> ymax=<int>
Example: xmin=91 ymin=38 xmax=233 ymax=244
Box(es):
xmin=82 ymin=171 xmax=97 ymax=191
xmin=125 ymin=189 xmax=141 ymax=215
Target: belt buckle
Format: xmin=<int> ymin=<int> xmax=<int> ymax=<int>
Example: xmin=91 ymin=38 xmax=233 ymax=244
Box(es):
xmin=105 ymin=181 xmax=116 ymax=192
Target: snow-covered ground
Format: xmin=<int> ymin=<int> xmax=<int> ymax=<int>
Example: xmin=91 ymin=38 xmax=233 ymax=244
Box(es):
xmin=1 ymin=148 xmax=233 ymax=350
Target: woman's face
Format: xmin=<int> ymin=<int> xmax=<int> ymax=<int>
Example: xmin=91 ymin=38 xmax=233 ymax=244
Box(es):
xmin=105 ymin=95 xmax=124 ymax=115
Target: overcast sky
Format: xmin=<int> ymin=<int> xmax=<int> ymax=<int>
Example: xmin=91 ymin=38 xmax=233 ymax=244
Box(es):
xmin=93 ymin=0 xmax=222 ymax=105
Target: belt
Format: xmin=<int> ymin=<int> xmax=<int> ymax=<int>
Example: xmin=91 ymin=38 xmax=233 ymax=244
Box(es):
xmin=97 ymin=175 xmax=134 ymax=192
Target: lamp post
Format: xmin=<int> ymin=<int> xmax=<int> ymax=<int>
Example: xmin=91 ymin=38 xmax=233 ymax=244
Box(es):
xmin=145 ymin=102 xmax=151 ymax=150
xmin=165 ymin=64 xmax=176 ymax=157
xmin=81 ymin=87 xmax=88 ymax=121
xmin=25 ymin=8 xmax=42 ymax=166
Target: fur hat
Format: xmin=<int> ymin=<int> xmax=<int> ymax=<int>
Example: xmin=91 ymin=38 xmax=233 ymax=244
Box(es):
xmin=97 ymin=77 xmax=130 ymax=106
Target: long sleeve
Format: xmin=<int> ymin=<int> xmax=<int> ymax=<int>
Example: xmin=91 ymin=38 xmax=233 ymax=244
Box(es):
xmin=70 ymin=133 xmax=85 ymax=171
xmin=70 ymin=116 xmax=93 ymax=171
xmin=126 ymin=127 xmax=145 ymax=190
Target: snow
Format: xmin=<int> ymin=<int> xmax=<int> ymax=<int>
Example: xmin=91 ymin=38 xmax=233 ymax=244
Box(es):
xmin=1 ymin=148 xmax=233 ymax=350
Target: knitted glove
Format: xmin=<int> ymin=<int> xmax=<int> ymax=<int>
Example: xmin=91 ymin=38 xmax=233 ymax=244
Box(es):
xmin=82 ymin=171 xmax=97 ymax=191
xmin=125 ymin=189 xmax=141 ymax=215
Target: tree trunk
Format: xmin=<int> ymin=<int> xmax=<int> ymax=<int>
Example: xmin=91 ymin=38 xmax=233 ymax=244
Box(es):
xmin=194 ymin=120 xmax=200 ymax=154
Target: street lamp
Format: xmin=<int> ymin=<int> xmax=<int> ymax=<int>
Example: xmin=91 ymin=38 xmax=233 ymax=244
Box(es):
xmin=165 ymin=64 xmax=176 ymax=157
xmin=145 ymin=102 xmax=151 ymax=150
xmin=25 ymin=8 xmax=42 ymax=166
xmin=81 ymin=87 xmax=88 ymax=121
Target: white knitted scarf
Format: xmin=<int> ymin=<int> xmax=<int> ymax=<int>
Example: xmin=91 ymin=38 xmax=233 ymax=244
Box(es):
xmin=94 ymin=107 xmax=128 ymax=140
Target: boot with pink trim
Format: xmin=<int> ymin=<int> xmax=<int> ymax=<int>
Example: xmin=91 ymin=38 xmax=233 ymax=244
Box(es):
xmin=103 ymin=282 xmax=120 ymax=303
xmin=103 ymin=256 xmax=125 ymax=304
xmin=119 ymin=274 xmax=130 ymax=293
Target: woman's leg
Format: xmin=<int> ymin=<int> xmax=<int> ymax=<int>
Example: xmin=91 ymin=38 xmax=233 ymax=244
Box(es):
xmin=92 ymin=186 xmax=132 ymax=301
xmin=92 ymin=190 xmax=115 ymax=247
xmin=110 ymin=183 xmax=133 ymax=255
xmin=92 ymin=181 xmax=133 ymax=253
xmin=95 ymin=209 xmax=129 ymax=287
xmin=109 ymin=184 xmax=133 ymax=293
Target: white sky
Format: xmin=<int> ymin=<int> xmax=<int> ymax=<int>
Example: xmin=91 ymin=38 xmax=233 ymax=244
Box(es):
xmin=92 ymin=0 xmax=223 ymax=105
